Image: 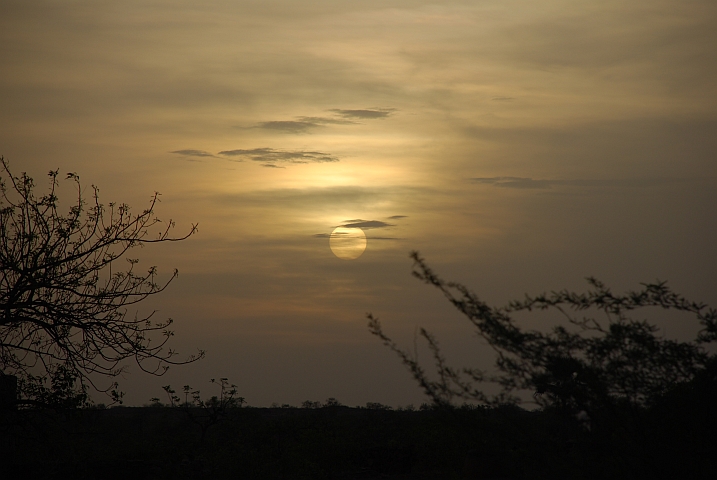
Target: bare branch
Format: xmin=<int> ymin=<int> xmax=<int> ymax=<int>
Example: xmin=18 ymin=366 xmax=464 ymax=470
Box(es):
xmin=0 ymin=157 xmax=204 ymax=406
xmin=370 ymin=251 xmax=715 ymax=414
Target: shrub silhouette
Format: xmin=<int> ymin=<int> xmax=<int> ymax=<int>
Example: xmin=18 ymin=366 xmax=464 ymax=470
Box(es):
xmin=157 ymin=378 xmax=243 ymax=445
xmin=369 ymin=251 xmax=717 ymax=477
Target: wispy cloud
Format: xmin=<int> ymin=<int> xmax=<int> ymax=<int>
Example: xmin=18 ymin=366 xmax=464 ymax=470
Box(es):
xmin=339 ymin=219 xmax=395 ymax=229
xmin=170 ymin=149 xmax=217 ymax=159
xmin=471 ymin=177 xmax=683 ymax=189
xmin=297 ymin=116 xmax=357 ymax=125
xmin=387 ymin=215 xmax=408 ymax=220
xmin=251 ymin=110 xmax=390 ymax=134
xmin=254 ymin=115 xmax=360 ymax=133
xmin=218 ymin=148 xmax=339 ymax=166
xmin=255 ymin=121 xmax=322 ymax=134
xmin=471 ymin=177 xmax=555 ymax=189
xmin=329 ymin=108 xmax=396 ymax=119
xmin=314 ymin=218 xmax=400 ymax=240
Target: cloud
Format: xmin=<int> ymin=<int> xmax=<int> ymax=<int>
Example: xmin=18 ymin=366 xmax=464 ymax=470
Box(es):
xmin=471 ymin=177 xmax=683 ymax=189
xmin=313 ymin=232 xmax=398 ymax=240
xmin=218 ymin=148 xmax=339 ymax=164
xmin=170 ymin=149 xmax=216 ymax=158
xmin=254 ymin=116 xmax=357 ymax=134
xmin=471 ymin=177 xmax=554 ymax=189
xmin=387 ymin=215 xmax=408 ymax=219
xmin=313 ymin=218 xmax=398 ymax=240
xmin=256 ymin=121 xmax=322 ymax=134
xmin=339 ymin=219 xmax=395 ymax=229
xmin=251 ymin=110 xmax=388 ymax=134
xmin=329 ymin=108 xmax=396 ymax=119
xmin=297 ymin=116 xmax=357 ymax=125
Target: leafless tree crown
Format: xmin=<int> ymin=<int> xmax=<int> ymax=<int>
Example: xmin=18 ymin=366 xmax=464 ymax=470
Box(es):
xmin=0 ymin=156 xmax=203 ymax=401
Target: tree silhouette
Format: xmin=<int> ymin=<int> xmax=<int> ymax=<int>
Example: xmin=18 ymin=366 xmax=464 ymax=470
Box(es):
xmin=369 ymin=252 xmax=717 ymax=414
xmin=0 ymin=157 xmax=203 ymax=406
xmin=369 ymin=252 xmax=717 ymax=476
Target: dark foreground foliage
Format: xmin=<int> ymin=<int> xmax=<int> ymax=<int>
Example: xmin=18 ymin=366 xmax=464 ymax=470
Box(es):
xmin=1 ymin=400 xmax=715 ymax=480
xmin=368 ymin=252 xmax=717 ymax=479
xmin=370 ymin=253 xmax=717 ymax=410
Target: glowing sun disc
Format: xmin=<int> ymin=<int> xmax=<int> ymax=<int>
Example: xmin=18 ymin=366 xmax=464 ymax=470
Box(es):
xmin=329 ymin=227 xmax=367 ymax=260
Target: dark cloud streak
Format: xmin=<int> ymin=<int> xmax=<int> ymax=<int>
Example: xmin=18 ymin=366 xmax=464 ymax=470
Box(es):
xmin=218 ymin=148 xmax=339 ymax=164
xmin=339 ymin=219 xmax=395 ymax=229
xmin=297 ymin=116 xmax=357 ymax=125
xmin=471 ymin=176 xmax=686 ymax=189
xmin=314 ymin=218 xmax=401 ymax=240
xmin=252 ymin=109 xmax=391 ymax=134
xmin=329 ymin=108 xmax=396 ymax=119
xmin=170 ymin=149 xmax=217 ymax=158
xmin=256 ymin=121 xmax=322 ymax=133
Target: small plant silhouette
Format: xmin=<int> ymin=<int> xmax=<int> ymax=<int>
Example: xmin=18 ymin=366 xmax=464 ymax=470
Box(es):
xmin=156 ymin=378 xmax=244 ymax=445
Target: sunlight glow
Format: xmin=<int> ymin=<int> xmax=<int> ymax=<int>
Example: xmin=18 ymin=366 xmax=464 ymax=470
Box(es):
xmin=329 ymin=227 xmax=367 ymax=260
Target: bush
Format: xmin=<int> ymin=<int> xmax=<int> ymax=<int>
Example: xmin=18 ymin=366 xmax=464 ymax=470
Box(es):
xmin=369 ymin=252 xmax=717 ymax=477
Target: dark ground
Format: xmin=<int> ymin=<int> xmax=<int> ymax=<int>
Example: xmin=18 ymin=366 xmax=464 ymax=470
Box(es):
xmin=0 ymin=402 xmax=714 ymax=480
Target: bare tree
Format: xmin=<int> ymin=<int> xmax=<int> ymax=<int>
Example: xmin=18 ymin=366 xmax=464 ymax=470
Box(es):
xmin=0 ymin=157 xmax=203 ymax=405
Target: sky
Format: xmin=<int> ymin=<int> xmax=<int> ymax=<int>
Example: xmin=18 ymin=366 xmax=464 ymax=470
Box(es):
xmin=1 ymin=0 xmax=716 ymax=407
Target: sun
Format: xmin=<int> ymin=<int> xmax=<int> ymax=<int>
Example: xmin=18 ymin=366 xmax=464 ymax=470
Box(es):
xmin=329 ymin=227 xmax=367 ymax=260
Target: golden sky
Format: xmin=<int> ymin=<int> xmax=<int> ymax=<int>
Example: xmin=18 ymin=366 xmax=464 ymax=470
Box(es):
xmin=1 ymin=0 xmax=716 ymax=406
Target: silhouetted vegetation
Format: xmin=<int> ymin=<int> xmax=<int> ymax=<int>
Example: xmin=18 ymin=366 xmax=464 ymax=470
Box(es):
xmin=5 ymin=395 xmax=712 ymax=479
xmin=153 ymin=378 xmax=245 ymax=445
xmin=0 ymin=400 xmax=613 ymax=479
xmin=369 ymin=252 xmax=717 ymax=478
xmin=0 ymin=157 xmax=202 ymax=407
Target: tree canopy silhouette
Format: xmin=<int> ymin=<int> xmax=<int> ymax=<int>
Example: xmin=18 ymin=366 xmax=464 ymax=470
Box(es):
xmin=369 ymin=252 xmax=717 ymax=415
xmin=0 ymin=157 xmax=203 ymax=405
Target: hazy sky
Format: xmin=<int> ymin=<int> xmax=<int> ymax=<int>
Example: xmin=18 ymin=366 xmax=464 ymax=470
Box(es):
xmin=1 ymin=0 xmax=715 ymax=407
